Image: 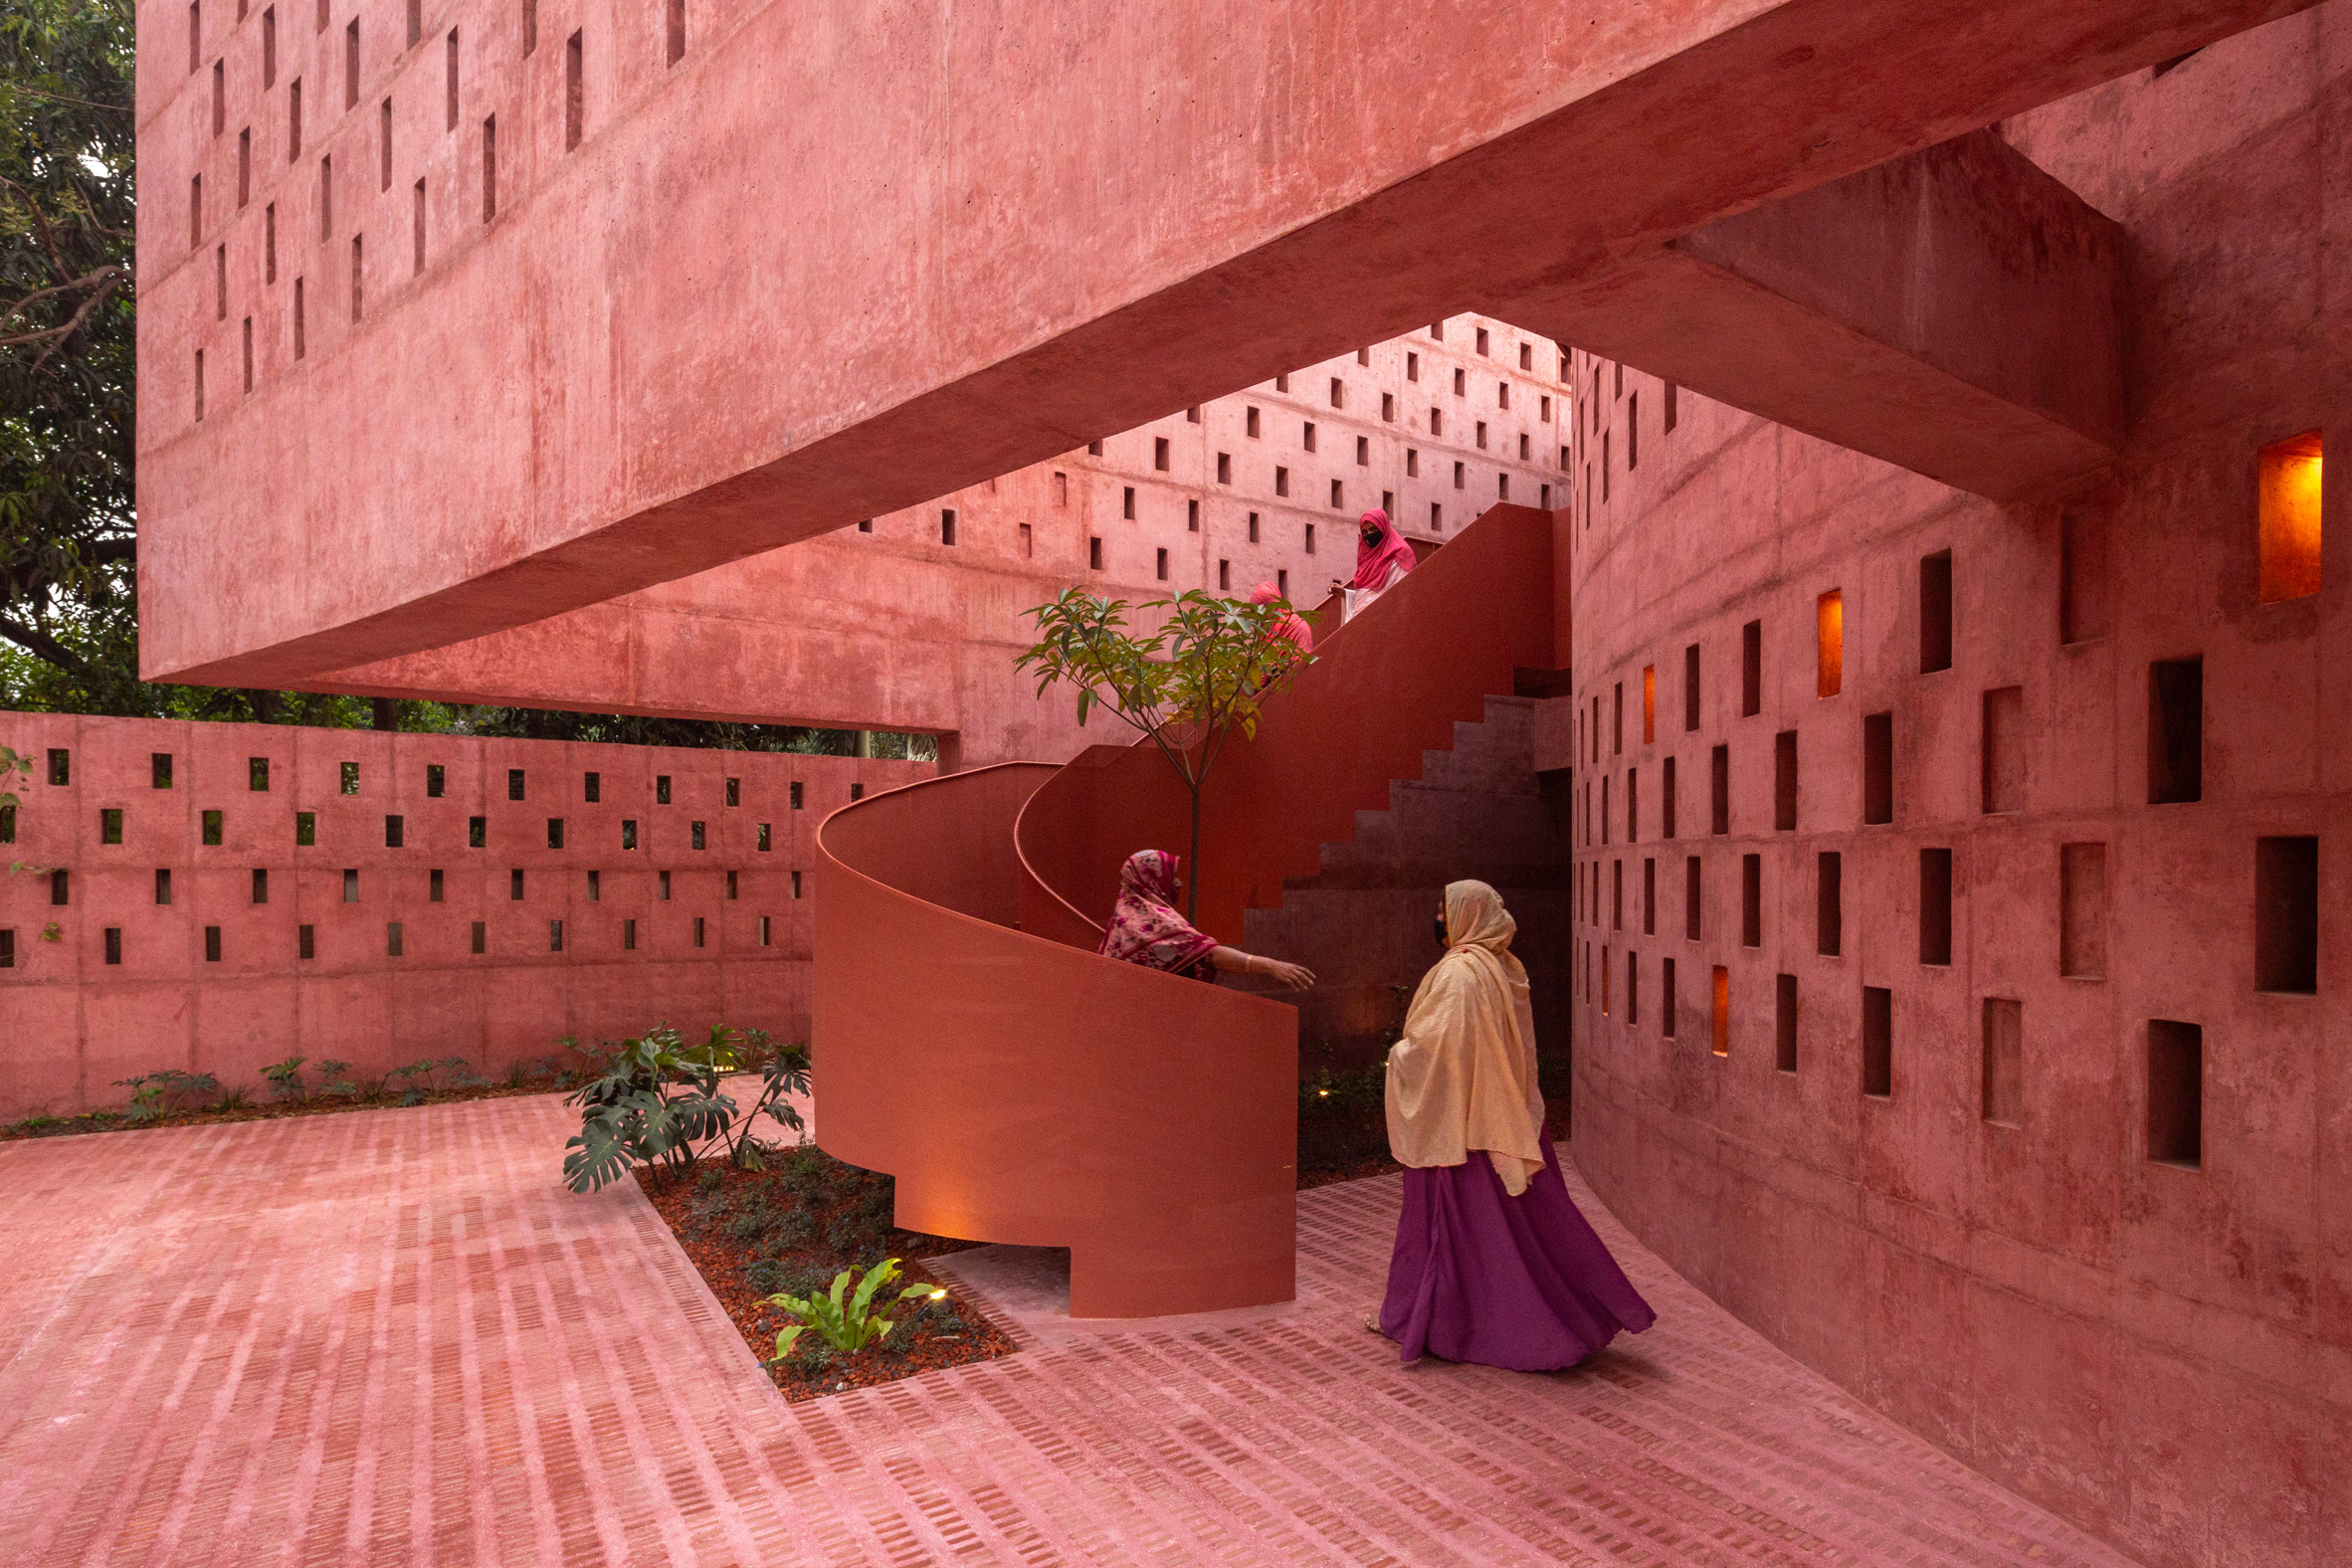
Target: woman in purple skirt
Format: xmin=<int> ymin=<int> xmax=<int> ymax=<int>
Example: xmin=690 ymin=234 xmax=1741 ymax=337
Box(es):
xmin=1373 ymin=880 xmax=1656 ymax=1369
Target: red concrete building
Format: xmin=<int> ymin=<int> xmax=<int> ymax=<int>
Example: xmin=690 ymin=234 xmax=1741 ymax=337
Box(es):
xmin=1559 ymin=22 xmax=2346 ymax=1565
xmin=114 ymin=0 xmax=2350 ymax=1562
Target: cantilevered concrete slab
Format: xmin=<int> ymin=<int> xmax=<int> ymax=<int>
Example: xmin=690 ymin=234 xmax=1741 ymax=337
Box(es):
xmin=137 ymin=0 xmax=2315 ymax=686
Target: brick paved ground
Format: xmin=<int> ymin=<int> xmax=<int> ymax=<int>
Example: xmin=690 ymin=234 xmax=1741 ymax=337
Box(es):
xmin=0 ymin=1095 xmax=2139 ymax=1567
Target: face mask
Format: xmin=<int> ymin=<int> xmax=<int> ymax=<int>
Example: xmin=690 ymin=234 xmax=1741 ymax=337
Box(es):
xmin=1363 ymin=530 xmax=1380 ymax=547
xmin=1434 ymin=916 xmax=1450 ymax=949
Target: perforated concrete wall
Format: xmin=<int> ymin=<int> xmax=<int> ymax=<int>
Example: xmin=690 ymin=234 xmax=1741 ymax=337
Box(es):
xmin=0 ymin=712 xmax=928 ymax=1118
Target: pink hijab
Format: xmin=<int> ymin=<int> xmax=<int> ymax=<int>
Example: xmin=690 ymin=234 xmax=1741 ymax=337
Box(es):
xmin=1347 ymin=509 xmax=1417 ymax=592
xmin=1098 ymin=851 xmax=1219 ymax=979
xmin=1249 ymin=581 xmax=1312 ymax=652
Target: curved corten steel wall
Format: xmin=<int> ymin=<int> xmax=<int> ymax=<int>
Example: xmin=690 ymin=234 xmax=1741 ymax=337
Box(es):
xmin=1017 ymin=504 xmax=1558 ymax=948
xmin=815 ymin=764 xmax=1298 ymax=1318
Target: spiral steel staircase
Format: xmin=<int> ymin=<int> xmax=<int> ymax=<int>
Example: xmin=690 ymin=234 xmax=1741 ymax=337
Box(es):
xmin=813 ymin=504 xmax=1558 ymax=1316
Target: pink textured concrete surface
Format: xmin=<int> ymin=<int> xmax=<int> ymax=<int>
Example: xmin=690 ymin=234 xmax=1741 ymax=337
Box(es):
xmin=0 ymin=1092 xmax=2142 ymax=1568
xmin=136 ymin=0 xmax=2313 ymax=685
xmin=0 ymin=711 xmax=927 ymax=1118
xmin=1243 ymin=693 xmax=1572 ymax=1077
xmin=1560 ymin=15 xmax=2352 ymax=1566
xmin=305 ymin=317 xmax=1569 ymax=758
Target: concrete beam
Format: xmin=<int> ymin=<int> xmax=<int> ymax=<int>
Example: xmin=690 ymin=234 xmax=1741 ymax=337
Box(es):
xmin=137 ymin=0 xmax=2315 ymax=686
xmin=1521 ymin=130 xmax=2124 ymax=501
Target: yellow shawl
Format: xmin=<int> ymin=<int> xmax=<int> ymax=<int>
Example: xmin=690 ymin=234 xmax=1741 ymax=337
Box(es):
xmin=1383 ymin=881 xmax=1548 ymax=1195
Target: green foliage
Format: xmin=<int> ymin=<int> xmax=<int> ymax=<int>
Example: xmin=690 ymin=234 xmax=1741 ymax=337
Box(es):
xmin=763 ymin=1258 xmax=944 ymax=1362
xmin=1015 ymin=589 xmax=1311 ymax=915
xmin=111 ymin=1069 xmax=218 ymax=1122
xmin=389 ymin=1055 xmax=482 ymax=1103
xmin=0 ymin=742 xmax=39 ymax=875
xmin=560 ymin=1023 xmax=800 ymax=1193
xmin=316 ymin=1059 xmax=365 ymax=1099
xmin=260 ymin=1057 xmax=308 ymax=1102
xmin=0 ymin=0 xmax=135 ymax=699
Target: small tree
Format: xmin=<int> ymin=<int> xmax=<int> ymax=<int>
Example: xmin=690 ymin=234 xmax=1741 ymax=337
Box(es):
xmin=1015 ymin=589 xmax=1311 ymax=919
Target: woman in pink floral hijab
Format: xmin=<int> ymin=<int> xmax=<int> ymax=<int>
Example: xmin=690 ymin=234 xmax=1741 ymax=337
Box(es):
xmin=1099 ymin=850 xmax=1316 ymax=989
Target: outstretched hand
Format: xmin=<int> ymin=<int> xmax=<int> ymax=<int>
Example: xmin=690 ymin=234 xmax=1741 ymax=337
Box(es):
xmin=1258 ymin=959 xmax=1316 ymax=990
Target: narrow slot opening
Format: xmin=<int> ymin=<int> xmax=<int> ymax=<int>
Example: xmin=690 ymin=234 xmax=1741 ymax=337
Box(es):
xmin=1981 ymin=998 xmax=2024 ymax=1125
xmin=1862 ymin=987 xmax=1892 ymax=1097
xmin=1684 ymin=856 xmax=1701 ymax=941
xmin=2254 ymin=836 xmax=2319 ymax=994
xmin=1817 ymin=852 xmax=1842 ymax=956
xmin=2147 ymin=658 xmax=2204 ymax=805
xmin=1661 ymin=756 xmax=1676 ymax=839
xmin=1663 ymin=957 xmax=1677 ymax=1038
xmin=1740 ymin=854 xmax=1761 ymax=948
xmin=1683 ymin=643 xmax=1699 ymax=730
xmin=1774 ymin=974 xmax=1798 ymax=1074
xmin=2059 ymin=842 xmax=2107 ymax=979
xmin=2060 ymin=506 xmax=2109 ymax=644
xmin=1710 ymin=744 xmax=1729 ymax=835
xmin=1920 ymin=848 xmax=1953 ymax=965
xmin=1982 ymin=686 xmax=2024 ymax=814
xmin=1711 ymin=967 xmax=1729 ymax=1056
xmin=1862 ymin=712 xmax=1893 ymax=825
xmin=1643 ymin=858 xmax=1656 ymax=936
xmin=2146 ymin=1021 xmax=2203 ymax=1168
xmin=1817 ymin=590 xmax=1843 ymax=696
xmin=564 ymin=31 xmax=583 ymax=149
xmin=1919 ymin=550 xmax=1953 ymax=672
xmin=2256 ymin=432 xmax=2322 ymax=603
xmin=1740 ymin=620 xmax=1761 ymax=716
xmin=1774 ymin=730 xmax=1798 ymax=831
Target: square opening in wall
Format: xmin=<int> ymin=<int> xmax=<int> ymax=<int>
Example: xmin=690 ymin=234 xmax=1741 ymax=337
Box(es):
xmin=2147 ymin=659 xmax=2204 ymax=805
xmin=1862 ymin=987 xmax=1892 ymax=1097
xmin=2147 ymin=1020 xmax=2203 ymax=1168
xmin=2254 ymin=835 xmax=2319 ymax=994
xmin=2256 ymin=432 xmax=2321 ymax=603
xmin=1981 ymin=998 xmax=2024 ymax=1126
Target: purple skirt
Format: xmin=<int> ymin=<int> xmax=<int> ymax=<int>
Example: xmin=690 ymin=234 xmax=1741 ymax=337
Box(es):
xmin=1378 ymin=1137 xmax=1657 ymax=1370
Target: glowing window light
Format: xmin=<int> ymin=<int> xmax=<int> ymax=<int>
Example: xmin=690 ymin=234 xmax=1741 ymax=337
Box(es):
xmin=2257 ymin=432 xmax=2322 ymax=603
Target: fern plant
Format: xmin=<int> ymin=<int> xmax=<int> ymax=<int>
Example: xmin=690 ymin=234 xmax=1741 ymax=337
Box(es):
xmin=764 ymin=1258 xmax=945 ymax=1362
